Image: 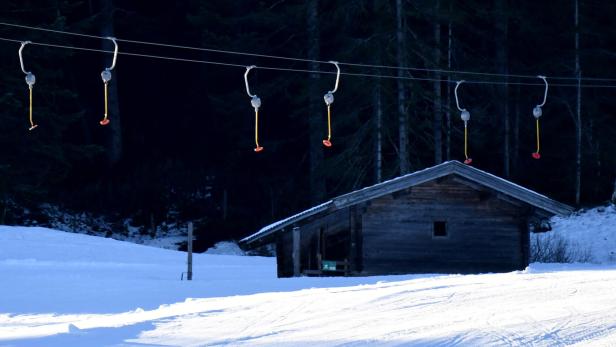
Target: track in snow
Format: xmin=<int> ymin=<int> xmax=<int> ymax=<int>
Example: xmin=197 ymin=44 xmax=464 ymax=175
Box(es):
xmin=1 ymin=227 xmax=616 ymax=346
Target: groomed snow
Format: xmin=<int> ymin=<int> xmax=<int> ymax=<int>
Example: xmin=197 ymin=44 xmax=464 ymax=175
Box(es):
xmin=2 ymin=226 xmax=616 ymax=346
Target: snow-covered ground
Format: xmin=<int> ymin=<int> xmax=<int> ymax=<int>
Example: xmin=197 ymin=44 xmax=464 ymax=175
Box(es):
xmin=21 ymin=204 xmax=190 ymax=250
xmin=532 ymin=204 xmax=616 ymax=263
xmin=1 ymin=226 xmax=616 ymax=346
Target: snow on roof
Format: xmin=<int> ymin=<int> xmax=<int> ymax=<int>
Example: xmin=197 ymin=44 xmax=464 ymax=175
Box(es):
xmin=241 ymin=161 xmax=574 ymax=246
xmin=241 ymin=162 xmax=458 ymax=245
xmin=455 ymin=161 xmax=552 ymax=200
xmin=331 ymin=160 xmax=456 ymax=206
xmin=240 ymin=200 xmax=333 ymax=245
xmin=331 ymin=161 xmax=572 ymax=214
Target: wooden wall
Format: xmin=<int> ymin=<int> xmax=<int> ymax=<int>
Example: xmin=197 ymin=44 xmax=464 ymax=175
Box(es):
xmin=276 ymin=231 xmax=293 ymax=277
xmin=276 ymin=175 xmax=532 ymax=277
xmin=276 ymin=208 xmax=351 ymax=277
xmin=360 ymin=177 xmax=530 ymax=275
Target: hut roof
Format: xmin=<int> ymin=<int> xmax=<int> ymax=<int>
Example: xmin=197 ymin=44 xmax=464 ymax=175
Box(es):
xmin=240 ymin=161 xmax=574 ymax=246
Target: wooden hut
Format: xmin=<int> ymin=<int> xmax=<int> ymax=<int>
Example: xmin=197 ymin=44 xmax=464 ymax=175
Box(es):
xmin=240 ymin=161 xmax=573 ymax=277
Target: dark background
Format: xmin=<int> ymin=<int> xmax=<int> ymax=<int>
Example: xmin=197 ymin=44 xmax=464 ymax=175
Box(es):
xmin=0 ymin=1 xmax=614 ymax=250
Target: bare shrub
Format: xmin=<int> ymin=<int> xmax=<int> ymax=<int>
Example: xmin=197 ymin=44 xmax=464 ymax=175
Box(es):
xmin=531 ymin=232 xmax=593 ymax=263
xmin=246 ymin=243 xmax=276 ymax=257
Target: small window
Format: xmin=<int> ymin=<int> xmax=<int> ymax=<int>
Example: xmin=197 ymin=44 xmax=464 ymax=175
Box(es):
xmin=433 ymin=221 xmax=447 ymax=238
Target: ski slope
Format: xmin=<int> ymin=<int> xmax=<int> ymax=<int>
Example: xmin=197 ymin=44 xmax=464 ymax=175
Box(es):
xmin=1 ymin=226 xmax=616 ymax=346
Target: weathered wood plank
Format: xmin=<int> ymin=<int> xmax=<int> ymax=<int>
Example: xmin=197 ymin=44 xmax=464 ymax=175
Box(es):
xmin=356 ymin=177 xmax=527 ymax=275
xmin=276 ymin=232 xmax=293 ymax=277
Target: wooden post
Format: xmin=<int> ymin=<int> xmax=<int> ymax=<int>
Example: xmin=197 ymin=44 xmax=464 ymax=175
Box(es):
xmin=292 ymin=226 xmax=301 ymax=276
xmin=187 ymin=222 xmax=193 ymax=281
xmin=520 ymin=222 xmax=530 ymax=269
xmin=349 ymin=207 xmax=357 ymax=273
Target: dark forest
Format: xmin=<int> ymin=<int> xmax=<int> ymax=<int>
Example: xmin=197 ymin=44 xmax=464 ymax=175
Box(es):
xmin=0 ymin=0 xmax=615 ymax=250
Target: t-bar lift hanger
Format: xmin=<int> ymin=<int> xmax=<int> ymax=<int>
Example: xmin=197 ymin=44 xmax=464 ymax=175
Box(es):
xmin=532 ymin=75 xmax=548 ymax=159
xmin=99 ymin=37 xmax=118 ymax=126
xmin=244 ymin=65 xmax=263 ymax=152
xmin=322 ymin=61 xmax=340 ymax=147
xmin=19 ymin=41 xmax=37 ymax=130
xmin=455 ymin=80 xmax=472 ymax=165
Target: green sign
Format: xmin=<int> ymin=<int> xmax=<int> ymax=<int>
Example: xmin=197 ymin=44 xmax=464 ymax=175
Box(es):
xmin=322 ymin=260 xmax=337 ymax=271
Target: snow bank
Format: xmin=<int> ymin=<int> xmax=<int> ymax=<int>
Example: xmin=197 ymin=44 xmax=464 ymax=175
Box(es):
xmin=533 ymin=204 xmax=616 ymax=264
xmin=204 ymin=241 xmax=245 ymax=255
xmin=22 ymin=204 xmax=190 ymax=251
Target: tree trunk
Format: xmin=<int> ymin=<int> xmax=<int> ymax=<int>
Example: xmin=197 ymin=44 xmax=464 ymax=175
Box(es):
xmin=433 ymin=0 xmax=443 ymax=165
xmin=445 ymin=1 xmax=453 ymax=161
xmin=574 ymin=0 xmax=582 ymax=205
xmin=373 ymin=79 xmax=383 ymax=183
xmin=396 ymin=0 xmax=409 ymax=174
xmin=100 ymin=0 xmax=122 ymax=166
xmin=496 ymin=0 xmax=509 ymax=178
xmin=372 ymin=0 xmax=383 ymax=183
xmin=307 ymin=0 xmax=325 ymax=204
xmin=513 ymin=84 xmax=520 ymax=176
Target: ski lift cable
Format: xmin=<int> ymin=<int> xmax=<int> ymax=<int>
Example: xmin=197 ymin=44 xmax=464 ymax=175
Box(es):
xmin=2 ymin=21 xmax=616 ymax=83
xmin=2 ymin=36 xmax=616 ymax=89
xmin=0 ymin=36 xmax=244 ymax=68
